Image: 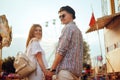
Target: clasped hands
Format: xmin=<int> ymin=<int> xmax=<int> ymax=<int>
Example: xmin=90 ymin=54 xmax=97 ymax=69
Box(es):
xmin=44 ymin=69 xmax=55 ymax=80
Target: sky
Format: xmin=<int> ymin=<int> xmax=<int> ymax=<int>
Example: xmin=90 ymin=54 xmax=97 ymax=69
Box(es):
xmin=0 ymin=0 xmax=118 ymax=66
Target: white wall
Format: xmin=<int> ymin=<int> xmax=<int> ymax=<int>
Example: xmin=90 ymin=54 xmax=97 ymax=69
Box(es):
xmin=104 ymin=27 xmax=120 ymax=73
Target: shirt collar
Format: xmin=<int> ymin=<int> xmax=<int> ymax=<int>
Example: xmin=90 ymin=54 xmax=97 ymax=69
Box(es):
xmin=65 ymin=21 xmax=75 ymax=26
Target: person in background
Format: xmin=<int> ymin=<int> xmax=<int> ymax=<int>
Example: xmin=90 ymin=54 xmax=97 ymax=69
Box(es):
xmin=47 ymin=6 xmax=83 ymax=80
xmin=26 ymin=24 xmax=48 ymax=80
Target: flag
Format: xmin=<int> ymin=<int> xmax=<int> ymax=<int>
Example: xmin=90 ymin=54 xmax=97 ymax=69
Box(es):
xmin=89 ymin=13 xmax=96 ymax=27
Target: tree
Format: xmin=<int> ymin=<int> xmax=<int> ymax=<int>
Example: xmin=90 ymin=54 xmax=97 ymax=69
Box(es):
xmin=83 ymin=40 xmax=91 ymax=67
xmin=83 ymin=41 xmax=91 ymax=69
xmin=83 ymin=40 xmax=91 ymax=77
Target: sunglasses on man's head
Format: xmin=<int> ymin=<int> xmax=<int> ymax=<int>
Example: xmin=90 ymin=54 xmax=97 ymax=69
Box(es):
xmin=59 ymin=14 xmax=66 ymax=19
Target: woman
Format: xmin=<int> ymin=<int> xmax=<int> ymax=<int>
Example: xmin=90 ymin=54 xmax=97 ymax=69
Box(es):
xmin=26 ymin=24 xmax=48 ymax=80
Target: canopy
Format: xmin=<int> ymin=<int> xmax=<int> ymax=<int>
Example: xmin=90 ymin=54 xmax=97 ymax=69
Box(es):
xmin=86 ymin=12 xmax=120 ymax=33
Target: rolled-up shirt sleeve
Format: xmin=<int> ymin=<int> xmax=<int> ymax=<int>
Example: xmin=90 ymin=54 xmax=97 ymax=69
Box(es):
xmin=57 ymin=26 xmax=73 ymax=56
xmin=31 ymin=41 xmax=42 ymax=55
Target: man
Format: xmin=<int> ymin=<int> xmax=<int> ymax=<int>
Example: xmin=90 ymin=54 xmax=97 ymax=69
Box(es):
xmin=47 ymin=6 xmax=83 ymax=80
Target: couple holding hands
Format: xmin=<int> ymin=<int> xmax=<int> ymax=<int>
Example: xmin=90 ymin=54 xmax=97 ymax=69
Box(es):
xmin=26 ymin=6 xmax=83 ymax=80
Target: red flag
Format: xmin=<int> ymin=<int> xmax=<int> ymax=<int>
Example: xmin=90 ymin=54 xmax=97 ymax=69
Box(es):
xmin=89 ymin=13 xmax=96 ymax=27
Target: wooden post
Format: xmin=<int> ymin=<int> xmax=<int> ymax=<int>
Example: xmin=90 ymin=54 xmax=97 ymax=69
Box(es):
xmin=110 ymin=0 xmax=115 ymax=14
xmin=0 ymin=34 xmax=2 ymax=60
xmin=0 ymin=49 xmax=2 ymax=72
xmin=0 ymin=34 xmax=2 ymax=72
xmin=0 ymin=49 xmax=2 ymax=60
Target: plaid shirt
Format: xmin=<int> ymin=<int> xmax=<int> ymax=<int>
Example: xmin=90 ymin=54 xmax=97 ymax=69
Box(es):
xmin=56 ymin=21 xmax=83 ymax=77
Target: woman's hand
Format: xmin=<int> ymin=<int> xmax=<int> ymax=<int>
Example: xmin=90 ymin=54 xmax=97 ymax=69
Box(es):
xmin=44 ymin=70 xmax=54 ymax=80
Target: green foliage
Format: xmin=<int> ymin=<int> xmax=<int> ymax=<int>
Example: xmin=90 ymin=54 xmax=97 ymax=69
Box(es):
xmin=2 ymin=56 xmax=15 ymax=74
xmin=83 ymin=40 xmax=91 ymax=65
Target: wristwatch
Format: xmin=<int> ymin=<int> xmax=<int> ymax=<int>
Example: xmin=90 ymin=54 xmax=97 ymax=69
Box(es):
xmin=48 ymin=68 xmax=56 ymax=72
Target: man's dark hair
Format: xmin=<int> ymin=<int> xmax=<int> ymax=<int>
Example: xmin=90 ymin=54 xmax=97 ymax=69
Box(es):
xmin=58 ymin=6 xmax=76 ymax=19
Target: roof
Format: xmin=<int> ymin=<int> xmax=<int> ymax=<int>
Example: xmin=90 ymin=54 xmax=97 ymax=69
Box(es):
xmin=86 ymin=12 xmax=120 ymax=33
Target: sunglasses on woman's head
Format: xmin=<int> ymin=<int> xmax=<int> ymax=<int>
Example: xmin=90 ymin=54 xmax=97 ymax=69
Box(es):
xmin=59 ymin=14 xmax=66 ymax=19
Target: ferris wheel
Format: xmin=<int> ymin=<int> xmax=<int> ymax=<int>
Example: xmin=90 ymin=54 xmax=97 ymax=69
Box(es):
xmin=101 ymin=0 xmax=108 ymax=16
xmin=101 ymin=0 xmax=120 ymax=15
xmin=118 ymin=0 xmax=120 ymax=11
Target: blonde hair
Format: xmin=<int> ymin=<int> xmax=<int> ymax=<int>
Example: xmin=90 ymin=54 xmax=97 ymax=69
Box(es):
xmin=26 ymin=24 xmax=42 ymax=47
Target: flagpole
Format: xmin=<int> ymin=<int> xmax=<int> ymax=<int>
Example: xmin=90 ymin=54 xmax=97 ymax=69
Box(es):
xmin=95 ymin=22 xmax=105 ymax=79
xmin=91 ymin=4 xmax=93 ymax=12
xmin=96 ymin=23 xmax=103 ymax=61
xmin=90 ymin=5 xmax=103 ymax=60
xmin=89 ymin=11 xmax=102 ymax=79
xmin=93 ymin=57 xmax=97 ymax=80
xmin=90 ymin=6 xmax=99 ymax=79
